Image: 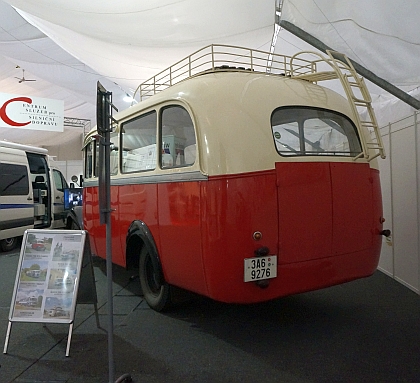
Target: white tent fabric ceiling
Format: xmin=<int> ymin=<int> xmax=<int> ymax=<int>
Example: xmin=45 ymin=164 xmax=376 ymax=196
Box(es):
xmin=280 ymin=0 xmax=420 ymax=88
xmin=0 ymin=0 xmax=419 ymax=147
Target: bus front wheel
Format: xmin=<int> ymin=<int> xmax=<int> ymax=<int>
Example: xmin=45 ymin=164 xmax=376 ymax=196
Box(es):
xmin=139 ymin=246 xmax=172 ymax=312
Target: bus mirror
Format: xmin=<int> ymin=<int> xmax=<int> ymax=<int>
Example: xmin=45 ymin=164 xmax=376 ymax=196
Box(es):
xmin=71 ymin=175 xmax=78 ymax=183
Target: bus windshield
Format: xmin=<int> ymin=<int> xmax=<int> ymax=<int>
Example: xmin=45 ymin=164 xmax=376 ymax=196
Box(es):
xmin=271 ymin=106 xmax=362 ymax=157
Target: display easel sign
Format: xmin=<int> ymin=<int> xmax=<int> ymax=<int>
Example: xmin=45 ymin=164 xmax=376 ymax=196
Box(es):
xmin=3 ymin=229 xmax=93 ymax=356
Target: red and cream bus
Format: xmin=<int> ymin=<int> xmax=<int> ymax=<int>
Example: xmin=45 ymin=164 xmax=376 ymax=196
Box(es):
xmin=81 ymin=45 xmax=388 ymax=311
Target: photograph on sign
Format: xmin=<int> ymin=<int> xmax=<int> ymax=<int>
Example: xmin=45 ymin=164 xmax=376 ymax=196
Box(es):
xmin=8 ymin=229 xmax=86 ymax=324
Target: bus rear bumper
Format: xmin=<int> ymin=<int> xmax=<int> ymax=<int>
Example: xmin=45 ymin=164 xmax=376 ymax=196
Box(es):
xmin=206 ymin=246 xmax=381 ymax=304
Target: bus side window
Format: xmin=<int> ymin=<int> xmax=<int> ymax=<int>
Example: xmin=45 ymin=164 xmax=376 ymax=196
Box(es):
xmin=121 ymin=111 xmax=157 ymax=173
xmin=160 ymin=105 xmax=196 ymax=168
xmin=110 ymin=132 xmax=119 ymax=175
xmin=95 ymin=140 xmax=100 ymax=177
xmin=84 ymin=141 xmax=94 ymax=179
xmin=91 ymin=133 xmax=119 ymax=176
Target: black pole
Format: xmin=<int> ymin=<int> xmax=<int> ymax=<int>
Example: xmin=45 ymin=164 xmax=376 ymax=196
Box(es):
xmin=105 ymin=131 xmax=114 ymax=383
xmin=96 ymin=82 xmax=131 ymax=383
xmin=279 ymin=20 xmax=420 ymax=110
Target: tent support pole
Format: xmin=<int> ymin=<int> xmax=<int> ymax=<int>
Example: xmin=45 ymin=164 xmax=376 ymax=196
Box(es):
xmin=279 ymin=20 xmax=420 ymax=110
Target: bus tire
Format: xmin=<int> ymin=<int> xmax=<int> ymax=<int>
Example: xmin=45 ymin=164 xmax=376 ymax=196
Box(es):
xmin=1 ymin=237 xmax=19 ymax=252
xmin=139 ymin=245 xmax=172 ymax=312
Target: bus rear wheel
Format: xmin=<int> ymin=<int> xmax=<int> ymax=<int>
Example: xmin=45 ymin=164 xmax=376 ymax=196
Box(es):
xmin=139 ymin=246 xmax=172 ymax=312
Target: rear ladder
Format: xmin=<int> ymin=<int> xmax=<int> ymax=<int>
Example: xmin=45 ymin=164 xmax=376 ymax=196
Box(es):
xmin=290 ymin=50 xmax=385 ymax=161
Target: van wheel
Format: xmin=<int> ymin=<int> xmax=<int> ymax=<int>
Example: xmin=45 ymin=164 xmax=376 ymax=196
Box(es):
xmin=139 ymin=246 xmax=171 ymax=312
xmin=1 ymin=237 xmax=19 ymax=252
xmin=70 ymin=220 xmax=80 ymax=230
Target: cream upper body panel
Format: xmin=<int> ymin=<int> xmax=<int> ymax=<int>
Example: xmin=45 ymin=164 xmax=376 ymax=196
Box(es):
xmin=173 ymin=71 xmax=359 ymax=176
xmin=85 ymin=70 xmax=370 ymax=178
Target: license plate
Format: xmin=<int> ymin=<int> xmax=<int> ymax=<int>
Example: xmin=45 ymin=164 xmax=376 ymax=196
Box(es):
xmin=244 ymin=255 xmax=277 ymax=282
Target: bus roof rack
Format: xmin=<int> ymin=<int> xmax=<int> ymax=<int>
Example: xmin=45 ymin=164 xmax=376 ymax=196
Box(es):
xmin=132 ymin=44 xmax=385 ymax=161
xmin=133 ymin=44 xmax=315 ymax=102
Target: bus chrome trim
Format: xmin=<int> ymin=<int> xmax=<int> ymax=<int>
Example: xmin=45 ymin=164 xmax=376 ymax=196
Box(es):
xmin=83 ymin=171 xmax=207 ymax=187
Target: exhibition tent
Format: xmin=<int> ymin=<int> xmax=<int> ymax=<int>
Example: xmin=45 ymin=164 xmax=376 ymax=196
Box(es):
xmin=0 ymin=0 xmax=419 ymax=145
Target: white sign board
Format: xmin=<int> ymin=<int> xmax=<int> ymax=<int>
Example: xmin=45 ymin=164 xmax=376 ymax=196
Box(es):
xmin=8 ymin=229 xmax=86 ymax=324
xmin=0 ymin=93 xmax=64 ymax=132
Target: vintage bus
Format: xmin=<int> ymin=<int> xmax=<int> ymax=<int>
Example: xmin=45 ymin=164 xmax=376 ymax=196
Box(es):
xmin=81 ymin=45 xmax=388 ymax=311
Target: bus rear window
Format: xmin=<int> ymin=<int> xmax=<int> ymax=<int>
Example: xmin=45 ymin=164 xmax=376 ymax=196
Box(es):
xmin=271 ymin=107 xmax=362 ymax=157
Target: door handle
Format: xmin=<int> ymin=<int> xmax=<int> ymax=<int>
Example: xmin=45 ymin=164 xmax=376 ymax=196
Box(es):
xmin=27 ymin=197 xmax=33 ymax=201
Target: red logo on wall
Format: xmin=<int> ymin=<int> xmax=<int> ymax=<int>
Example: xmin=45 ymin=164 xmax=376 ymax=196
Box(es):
xmin=0 ymin=96 xmax=32 ymax=127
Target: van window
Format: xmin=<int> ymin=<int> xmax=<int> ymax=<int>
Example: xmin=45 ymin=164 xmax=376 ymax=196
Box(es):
xmin=53 ymin=169 xmax=68 ymax=191
xmin=160 ymin=105 xmax=196 ymax=168
xmin=0 ymin=163 xmax=29 ymax=196
xmin=26 ymin=152 xmax=48 ymax=174
xmin=271 ymin=107 xmax=362 ymax=157
xmin=121 ymin=111 xmax=157 ymax=173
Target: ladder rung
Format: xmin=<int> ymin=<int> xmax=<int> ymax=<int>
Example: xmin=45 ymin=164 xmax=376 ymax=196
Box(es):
xmin=353 ymin=98 xmax=369 ymax=104
xmin=361 ymin=124 xmax=375 ymax=129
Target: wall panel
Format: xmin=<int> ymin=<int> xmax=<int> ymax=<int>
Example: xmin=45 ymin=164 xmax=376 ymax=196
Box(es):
xmin=378 ymin=112 xmax=419 ymax=294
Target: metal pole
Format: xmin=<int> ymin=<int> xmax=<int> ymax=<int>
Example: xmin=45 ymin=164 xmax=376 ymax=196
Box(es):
xmin=279 ymin=20 xmax=420 ymax=110
xmin=104 ymin=130 xmax=114 ymax=383
xmin=97 ymin=83 xmax=131 ymax=383
xmin=415 ymin=112 xmax=420 ymax=293
xmin=97 ymin=87 xmax=115 ymax=382
xmin=388 ymin=122 xmax=395 ymax=277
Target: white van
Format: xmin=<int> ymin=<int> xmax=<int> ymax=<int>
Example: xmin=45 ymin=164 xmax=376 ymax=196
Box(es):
xmin=0 ymin=141 xmax=69 ymax=251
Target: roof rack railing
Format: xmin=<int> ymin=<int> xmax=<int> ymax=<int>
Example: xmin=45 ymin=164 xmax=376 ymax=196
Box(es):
xmin=132 ymin=44 xmax=315 ymax=102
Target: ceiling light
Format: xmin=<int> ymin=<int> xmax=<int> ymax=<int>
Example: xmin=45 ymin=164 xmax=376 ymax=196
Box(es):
xmin=123 ymin=94 xmax=135 ymax=103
